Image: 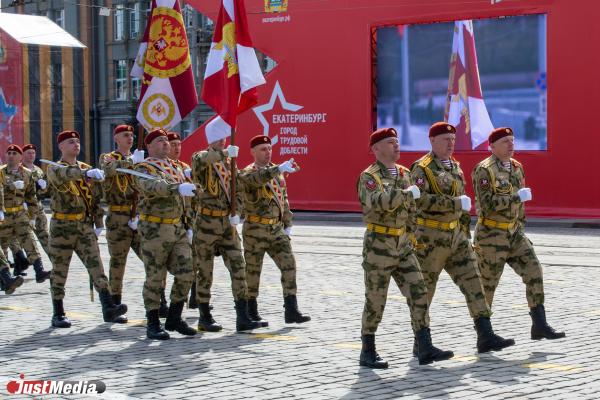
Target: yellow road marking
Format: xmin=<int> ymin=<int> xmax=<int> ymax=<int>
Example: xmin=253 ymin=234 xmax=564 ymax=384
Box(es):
xmin=522 ymin=363 xmax=583 ymax=372
xmin=250 ymin=333 xmax=297 ymax=341
xmin=0 ymin=306 xmax=32 ymax=312
xmin=127 ymin=319 xmax=146 ymax=326
xmin=66 ymin=311 xmax=91 ymax=319
xmin=334 ymin=343 xmax=362 ymax=350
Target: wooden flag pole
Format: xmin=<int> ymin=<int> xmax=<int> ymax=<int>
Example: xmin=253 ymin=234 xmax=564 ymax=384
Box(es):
xmin=230 ymin=125 xmax=237 ymax=217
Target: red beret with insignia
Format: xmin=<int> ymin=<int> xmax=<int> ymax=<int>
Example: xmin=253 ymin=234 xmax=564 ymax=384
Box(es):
xmin=22 ymin=144 xmax=36 ymax=152
xmin=488 ymin=127 xmax=514 ymax=144
xmin=145 ymin=128 xmax=168 ymax=145
xmin=6 ymin=144 xmax=22 ymax=154
xmin=369 ymin=128 xmax=397 ymax=147
xmin=429 ymin=122 xmax=456 ymax=137
xmin=250 ymin=135 xmax=271 ymax=148
xmin=57 ymin=130 xmax=80 ymax=145
xmin=113 ymin=124 xmax=134 ymax=135
xmin=167 ymin=132 xmax=181 ymax=142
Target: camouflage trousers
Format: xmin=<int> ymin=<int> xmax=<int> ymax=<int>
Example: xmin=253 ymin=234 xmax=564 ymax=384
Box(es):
xmin=139 ymin=220 xmax=193 ymax=311
xmin=242 ymin=222 xmax=297 ymax=299
xmin=33 ymin=206 xmax=50 ymax=255
xmin=361 ymin=231 xmax=430 ymax=335
xmin=415 ymin=226 xmax=491 ymax=319
xmin=106 ymin=212 xmax=142 ymax=296
xmin=0 ymin=210 xmax=41 ymax=264
xmin=474 ymin=225 xmax=544 ymax=308
xmin=193 ymin=214 xmax=247 ymax=304
xmin=48 ymin=219 xmax=109 ymax=300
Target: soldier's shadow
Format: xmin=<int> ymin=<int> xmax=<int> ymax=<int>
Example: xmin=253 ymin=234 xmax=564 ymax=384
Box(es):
xmin=342 ymin=350 xmax=561 ymax=399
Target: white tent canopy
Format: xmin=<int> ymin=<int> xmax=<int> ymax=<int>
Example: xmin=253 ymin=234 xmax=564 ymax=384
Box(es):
xmin=0 ymin=13 xmax=85 ymax=47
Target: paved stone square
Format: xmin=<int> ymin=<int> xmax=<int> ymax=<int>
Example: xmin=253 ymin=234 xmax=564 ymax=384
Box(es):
xmin=1 ymin=217 xmax=599 ymax=399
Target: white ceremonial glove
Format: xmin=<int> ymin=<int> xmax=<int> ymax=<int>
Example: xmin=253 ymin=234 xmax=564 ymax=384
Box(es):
xmin=184 ymin=168 xmax=192 ymax=179
xmin=225 ymin=145 xmax=239 ymax=158
xmin=128 ymin=216 xmax=139 ymax=231
xmin=12 ymin=180 xmax=24 ymax=190
xmin=132 ymin=149 xmax=145 ymax=164
xmin=228 ymin=214 xmax=240 ymax=226
xmin=0 ymin=211 xmax=4 ymax=222
xmin=284 ymin=227 xmax=292 ymax=237
xmin=406 ymin=185 xmax=420 ymax=200
xmin=94 ymin=227 xmax=104 ymax=237
xmin=178 ymin=183 xmax=196 ymax=197
xmin=37 ymin=179 xmax=47 ymax=190
xmin=278 ymin=158 xmax=296 ymax=174
xmin=187 ymin=229 xmax=193 ymax=245
xmin=518 ymin=187 xmax=532 ymax=202
xmin=29 ymin=219 xmax=36 ymax=229
xmin=459 ymin=195 xmax=472 ymax=212
xmin=86 ymin=168 xmax=105 ymax=181
xmin=23 ymin=203 xmax=28 ymax=210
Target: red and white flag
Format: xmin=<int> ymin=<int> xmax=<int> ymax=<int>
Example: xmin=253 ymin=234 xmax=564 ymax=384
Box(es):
xmin=131 ymin=0 xmax=198 ymax=132
xmin=201 ymin=0 xmax=266 ymax=144
xmin=444 ymin=20 xmax=494 ymax=150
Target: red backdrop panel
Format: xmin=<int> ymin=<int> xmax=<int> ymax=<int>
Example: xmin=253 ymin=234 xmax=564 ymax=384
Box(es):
xmin=0 ymin=29 xmax=23 ymax=157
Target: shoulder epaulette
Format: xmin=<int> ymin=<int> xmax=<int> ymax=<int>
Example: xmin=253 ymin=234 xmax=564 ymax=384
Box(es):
xmin=363 ymin=163 xmax=381 ymax=177
xmin=78 ymin=161 xmax=92 ymax=169
xmin=396 ymin=164 xmax=410 ymax=174
xmin=480 ymin=157 xmax=495 ymax=169
xmin=0 ymin=164 xmax=7 ymax=171
xmin=450 ymin=156 xmax=461 ymax=166
xmin=511 ymin=158 xmax=522 ymax=169
xmin=417 ymin=153 xmax=433 ymax=169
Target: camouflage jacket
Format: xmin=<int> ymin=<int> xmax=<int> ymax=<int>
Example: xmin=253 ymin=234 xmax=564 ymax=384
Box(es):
xmin=357 ymin=160 xmax=416 ymax=232
xmin=472 ymin=154 xmax=526 ymax=228
xmin=191 ymin=147 xmax=242 ymax=213
xmin=411 ymin=152 xmax=470 ymax=233
xmin=99 ymin=150 xmax=137 ymax=207
xmin=0 ymin=164 xmax=39 ymax=217
xmin=23 ymin=163 xmax=49 ymax=199
xmin=133 ymin=157 xmax=186 ymax=220
xmin=238 ymin=162 xmax=293 ymax=228
xmin=46 ymin=160 xmax=104 ymax=227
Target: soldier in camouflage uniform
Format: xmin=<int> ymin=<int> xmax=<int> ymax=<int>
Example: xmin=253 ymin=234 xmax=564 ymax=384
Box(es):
xmin=191 ymin=135 xmax=261 ymax=332
xmin=132 ymin=129 xmax=196 ymax=340
xmin=0 ymin=144 xmax=51 ymax=283
xmin=22 ymin=144 xmax=51 ymax=255
xmin=411 ymin=122 xmax=514 ymax=353
xmin=47 ymin=130 xmax=127 ymax=328
xmin=473 ymin=127 xmax=565 ymax=340
xmin=0 ymin=168 xmax=24 ymax=294
xmin=238 ymin=135 xmax=310 ymax=326
xmin=358 ymin=127 xmax=453 ymax=368
xmin=99 ymin=125 xmax=145 ymax=323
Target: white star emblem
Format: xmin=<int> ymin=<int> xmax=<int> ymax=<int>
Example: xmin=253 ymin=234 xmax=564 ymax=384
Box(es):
xmin=253 ymin=81 xmax=303 ymax=145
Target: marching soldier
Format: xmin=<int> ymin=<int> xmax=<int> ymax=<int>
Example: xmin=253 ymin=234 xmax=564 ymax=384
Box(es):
xmin=238 ymin=135 xmax=310 ymax=326
xmin=98 ymin=125 xmax=145 ymax=323
xmin=473 ymin=127 xmax=565 ymax=340
xmin=132 ymin=128 xmax=196 ymax=340
xmin=191 ymin=136 xmax=262 ymax=332
xmin=411 ymin=122 xmax=514 ymax=353
xmin=358 ymin=127 xmax=453 ymax=368
xmin=22 ymin=144 xmax=51 ymax=255
xmin=0 ymin=144 xmax=51 ymax=283
xmin=0 ymin=170 xmax=24 ymax=293
xmin=47 ymin=130 xmax=127 ymax=328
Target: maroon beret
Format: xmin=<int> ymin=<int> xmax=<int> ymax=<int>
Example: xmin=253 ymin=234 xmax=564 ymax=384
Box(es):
xmin=250 ymin=135 xmax=271 ymax=148
xmin=145 ymin=128 xmax=168 ymax=145
xmin=57 ymin=130 xmax=80 ymax=145
xmin=488 ymin=127 xmax=514 ymax=144
xmin=429 ymin=122 xmax=456 ymax=137
xmin=22 ymin=144 xmax=36 ymax=152
xmin=167 ymin=132 xmax=181 ymax=142
xmin=114 ymin=124 xmax=134 ymax=135
xmin=6 ymin=144 xmax=22 ymax=154
xmin=369 ymin=128 xmax=398 ymax=147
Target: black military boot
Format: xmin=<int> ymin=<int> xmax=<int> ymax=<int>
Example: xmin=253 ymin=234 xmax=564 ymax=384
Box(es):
xmin=146 ymin=309 xmax=170 ymax=340
xmin=248 ymin=298 xmax=269 ymax=327
xmin=359 ymin=334 xmax=388 ymax=369
xmin=198 ymin=303 xmax=223 ymax=332
xmin=530 ymin=304 xmax=566 ymax=340
xmin=0 ymin=267 xmax=24 ymax=294
xmin=235 ymin=299 xmax=262 ymax=331
xmin=415 ymin=327 xmax=454 ymax=365
xmin=32 ymin=258 xmax=51 ymax=283
xmin=474 ymin=316 xmax=516 ymax=353
xmin=13 ymin=250 xmax=29 ymax=276
xmin=165 ymin=301 xmax=197 ymax=336
xmin=98 ymin=290 xmax=128 ymax=322
xmin=111 ymin=294 xmax=128 ymax=324
xmin=188 ymin=279 xmax=198 ymax=309
xmin=51 ymin=299 xmax=71 ymax=328
xmin=283 ymin=295 xmax=311 ymax=323
xmin=412 ymin=338 xmax=418 ymax=357
xmin=159 ymin=288 xmax=169 ymax=318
